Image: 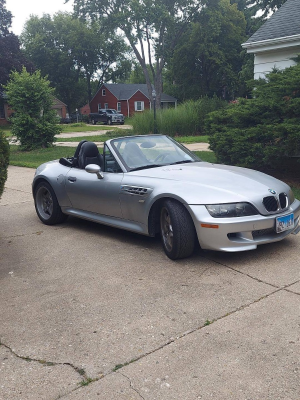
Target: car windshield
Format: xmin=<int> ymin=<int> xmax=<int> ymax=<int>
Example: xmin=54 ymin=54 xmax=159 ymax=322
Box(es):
xmin=111 ymin=135 xmax=201 ymax=171
xmin=105 ymin=109 xmax=116 ymax=114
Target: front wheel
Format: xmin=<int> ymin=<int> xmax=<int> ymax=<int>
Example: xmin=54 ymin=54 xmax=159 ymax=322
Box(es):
xmin=34 ymin=181 xmax=68 ymax=225
xmin=107 ymin=118 xmax=112 ymax=125
xmin=160 ymin=200 xmax=196 ymax=260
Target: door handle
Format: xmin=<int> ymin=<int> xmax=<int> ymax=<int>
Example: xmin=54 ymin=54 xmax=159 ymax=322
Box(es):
xmin=68 ymin=176 xmax=77 ymax=182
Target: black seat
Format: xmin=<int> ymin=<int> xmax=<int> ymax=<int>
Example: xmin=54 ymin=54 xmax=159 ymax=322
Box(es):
xmin=78 ymin=142 xmax=104 ymax=169
xmin=72 ymin=140 xmax=88 ymax=167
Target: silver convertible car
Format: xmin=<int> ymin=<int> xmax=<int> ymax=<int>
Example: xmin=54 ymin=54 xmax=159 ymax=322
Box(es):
xmin=33 ymin=135 xmax=300 ymax=259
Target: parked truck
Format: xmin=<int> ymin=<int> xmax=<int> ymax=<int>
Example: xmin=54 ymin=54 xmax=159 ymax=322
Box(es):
xmin=89 ymin=109 xmax=125 ymax=125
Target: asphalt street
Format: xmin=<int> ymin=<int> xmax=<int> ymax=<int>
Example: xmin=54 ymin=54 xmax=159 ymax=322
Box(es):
xmin=0 ymin=165 xmax=299 ymax=399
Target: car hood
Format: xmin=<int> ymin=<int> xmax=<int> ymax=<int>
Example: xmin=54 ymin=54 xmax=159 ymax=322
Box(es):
xmin=128 ymin=162 xmax=291 ymax=207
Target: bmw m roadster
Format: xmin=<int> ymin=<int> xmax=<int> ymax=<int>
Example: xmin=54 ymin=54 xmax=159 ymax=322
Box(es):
xmin=33 ymin=135 xmax=300 ymax=259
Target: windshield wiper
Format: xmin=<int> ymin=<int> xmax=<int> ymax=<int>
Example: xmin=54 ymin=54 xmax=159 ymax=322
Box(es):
xmin=129 ymin=164 xmax=162 ymax=172
xmin=169 ymin=160 xmax=195 ymax=165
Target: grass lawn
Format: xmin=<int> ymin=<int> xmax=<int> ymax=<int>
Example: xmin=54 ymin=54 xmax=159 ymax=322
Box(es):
xmin=9 ymin=145 xmax=82 ymax=168
xmin=57 ymin=133 xmax=209 ymax=143
xmin=1 ymin=122 xmax=116 ymax=138
xmin=194 ymin=151 xmax=216 ymax=163
xmin=1 ymin=125 xmax=12 ymax=137
xmin=176 ymin=135 xmax=209 ymax=144
xmin=8 ymin=144 xmax=213 ymax=169
xmin=60 ymin=123 xmax=115 ymax=133
xmin=56 ymin=130 xmax=134 ymax=143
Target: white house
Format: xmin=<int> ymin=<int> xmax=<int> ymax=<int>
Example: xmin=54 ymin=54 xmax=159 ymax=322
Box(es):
xmin=242 ymin=0 xmax=300 ymax=79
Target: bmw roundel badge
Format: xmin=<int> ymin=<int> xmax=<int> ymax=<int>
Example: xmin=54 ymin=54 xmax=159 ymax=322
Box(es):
xmin=268 ymin=189 xmax=277 ymax=195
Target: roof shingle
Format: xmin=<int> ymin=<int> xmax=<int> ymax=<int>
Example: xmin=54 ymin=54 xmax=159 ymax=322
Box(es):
xmin=245 ymin=0 xmax=300 ymax=44
xmin=103 ymin=84 xmax=176 ymax=102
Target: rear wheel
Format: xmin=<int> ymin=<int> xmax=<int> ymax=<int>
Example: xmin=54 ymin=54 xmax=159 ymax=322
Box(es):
xmin=160 ymin=199 xmax=196 ymax=260
xmin=34 ymin=181 xmax=68 ymax=225
xmin=91 ymin=119 xmax=96 ymax=125
xmin=107 ymin=118 xmax=112 ymax=125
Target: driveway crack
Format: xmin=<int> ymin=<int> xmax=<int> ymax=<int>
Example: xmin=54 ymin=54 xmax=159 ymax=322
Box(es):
xmin=0 ymin=341 xmax=91 ymax=382
xmin=107 ymin=287 xmax=284 ymax=376
xmin=118 ymin=372 xmax=146 ymax=400
xmin=203 ymin=254 xmax=280 ymax=288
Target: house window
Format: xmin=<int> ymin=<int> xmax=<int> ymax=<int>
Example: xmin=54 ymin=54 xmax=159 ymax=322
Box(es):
xmin=102 ymin=89 xmax=106 ymax=96
xmin=104 ymin=103 xmax=108 ymax=109
xmin=117 ymin=102 xmax=121 ymax=112
xmin=134 ymin=101 xmax=144 ymax=111
xmin=98 ymin=103 xmax=101 ymax=111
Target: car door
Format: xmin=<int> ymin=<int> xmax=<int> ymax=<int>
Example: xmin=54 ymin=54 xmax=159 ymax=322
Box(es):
xmin=96 ymin=110 xmax=104 ymax=123
xmin=65 ymin=167 xmax=124 ymax=218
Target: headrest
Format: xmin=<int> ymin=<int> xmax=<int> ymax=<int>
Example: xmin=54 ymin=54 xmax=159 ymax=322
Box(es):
xmin=79 ymin=142 xmax=100 ymax=157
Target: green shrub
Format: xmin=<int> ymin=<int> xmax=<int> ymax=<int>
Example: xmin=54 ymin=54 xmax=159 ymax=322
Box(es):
xmin=5 ymin=68 xmax=61 ymax=150
xmin=207 ymin=62 xmax=300 ymax=170
xmin=132 ymin=97 xmax=226 ymax=136
xmin=0 ymin=130 xmax=10 ymax=197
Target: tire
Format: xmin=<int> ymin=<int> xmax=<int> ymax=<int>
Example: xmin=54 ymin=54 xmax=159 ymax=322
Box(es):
xmin=91 ymin=119 xmax=97 ymax=125
xmin=34 ymin=181 xmax=68 ymax=225
xmin=107 ymin=118 xmax=112 ymax=126
xmin=160 ymin=199 xmax=196 ymax=260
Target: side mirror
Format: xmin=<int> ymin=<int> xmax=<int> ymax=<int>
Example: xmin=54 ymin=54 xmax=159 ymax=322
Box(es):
xmin=85 ymin=164 xmax=104 ymax=179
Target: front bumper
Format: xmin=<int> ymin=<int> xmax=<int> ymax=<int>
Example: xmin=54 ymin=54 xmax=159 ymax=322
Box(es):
xmin=187 ymin=199 xmax=300 ymax=252
xmin=112 ymin=118 xmax=124 ymax=123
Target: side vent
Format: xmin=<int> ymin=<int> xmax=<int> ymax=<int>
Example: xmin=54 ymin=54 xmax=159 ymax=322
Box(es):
xmin=121 ymin=185 xmax=150 ymax=196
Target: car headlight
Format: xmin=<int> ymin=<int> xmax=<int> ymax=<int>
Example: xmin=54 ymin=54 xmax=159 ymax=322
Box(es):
xmin=205 ymin=203 xmax=258 ymax=218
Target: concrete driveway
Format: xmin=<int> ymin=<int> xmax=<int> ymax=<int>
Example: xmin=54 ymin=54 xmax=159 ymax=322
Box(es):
xmin=0 ymin=166 xmax=299 ymax=400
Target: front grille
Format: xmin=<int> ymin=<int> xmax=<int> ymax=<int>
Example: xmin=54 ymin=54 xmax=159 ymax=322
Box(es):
xmin=279 ymin=192 xmax=288 ymax=209
xmin=263 ymin=196 xmax=278 ymax=212
xmin=263 ymin=192 xmax=289 ymax=213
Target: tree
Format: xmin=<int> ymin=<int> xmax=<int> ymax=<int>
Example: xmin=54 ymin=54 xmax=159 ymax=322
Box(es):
xmin=21 ymin=12 xmax=130 ymax=109
xmin=167 ymin=0 xmax=247 ymax=101
xmin=207 ymin=60 xmax=300 ymax=170
xmin=0 ymin=0 xmax=33 ymax=88
xmin=127 ymin=63 xmax=154 ymax=84
xmin=5 ymin=68 xmax=61 ymax=150
xmin=240 ymin=0 xmax=286 ymax=18
xmin=69 ymin=0 xmax=205 ymax=109
xmin=21 ymin=14 xmax=87 ymax=112
xmin=0 ymin=129 xmax=9 ymax=198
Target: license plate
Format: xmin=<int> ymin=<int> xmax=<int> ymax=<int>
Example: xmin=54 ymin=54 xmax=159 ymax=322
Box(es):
xmin=276 ymin=213 xmax=294 ymax=233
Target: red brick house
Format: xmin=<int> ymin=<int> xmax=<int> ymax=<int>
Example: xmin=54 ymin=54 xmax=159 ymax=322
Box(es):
xmin=52 ymin=97 xmax=68 ymax=119
xmin=89 ymin=84 xmax=177 ymax=117
xmin=80 ymin=103 xmax=91 ymax=116
xmin=0 ymin=94 xmax=67 ymax=125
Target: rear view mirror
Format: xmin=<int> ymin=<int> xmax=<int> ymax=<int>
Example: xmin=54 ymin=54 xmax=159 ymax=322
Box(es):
xmin=85 ymin=164 xmax=104 ymax=179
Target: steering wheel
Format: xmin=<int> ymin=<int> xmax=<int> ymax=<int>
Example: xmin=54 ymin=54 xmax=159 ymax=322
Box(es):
xmin=154 ymin=153 xmax=169 ymax=163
